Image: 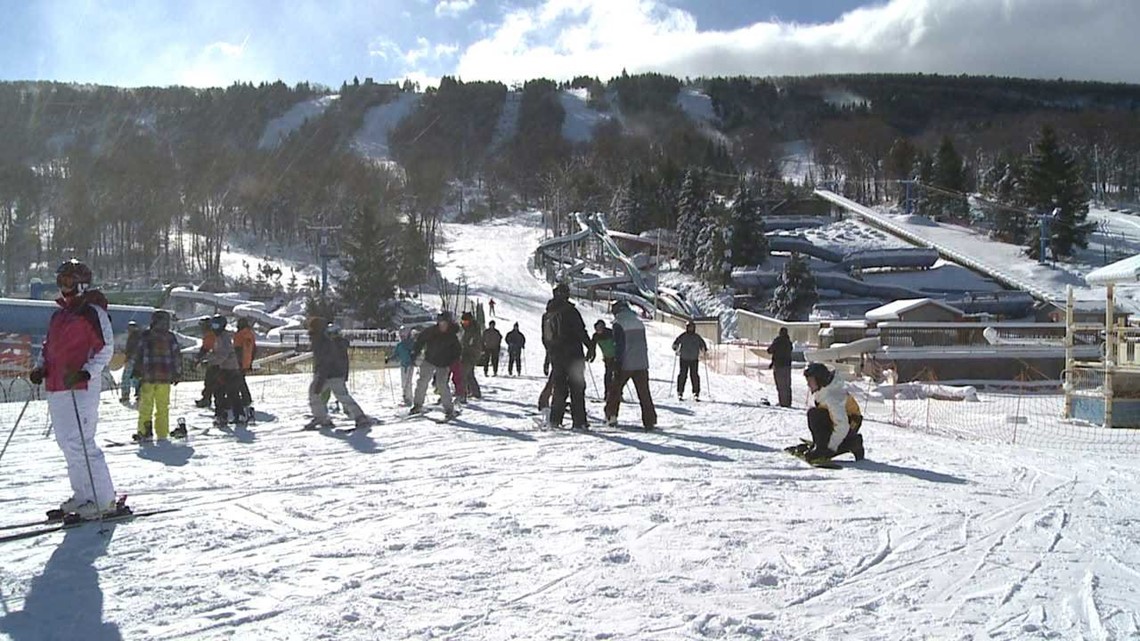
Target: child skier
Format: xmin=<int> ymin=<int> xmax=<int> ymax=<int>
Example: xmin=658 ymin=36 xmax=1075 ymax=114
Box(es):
xmin=793 ymin=363 xmax=865 ymax=463
xmin=132 ymin=310 xmax=182 ymax=443
xmin=201 ymin=315 xmax=246 ymax=427
xmin=386 ymin=326 xmax=417 ymax=406
xmin=234 ymin=317 xmax=256 ymax=421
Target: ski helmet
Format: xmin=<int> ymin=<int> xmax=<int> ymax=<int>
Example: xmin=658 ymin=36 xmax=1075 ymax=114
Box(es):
xmin=209 ymin=315 xmax=227 ymax=332
xmin=327 ymin=323 xmax=342 ymax=336
xmin=128 ymin=320 xmax=139 ymax=329
xmin=803 ymin=362 xmax=833 ymax=387
xmin=55 ymin=259 xmax=93 ymax=293
xmin=610 ymin=300 xmax=629 ymax=315
xmin=399 ymin=325 xmax=410 ymax=340
xmin=595 ymin=319 xmax=606 ymax=329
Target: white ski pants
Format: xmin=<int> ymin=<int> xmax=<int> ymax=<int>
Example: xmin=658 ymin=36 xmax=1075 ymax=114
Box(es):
xmin=48 ymin=388 xmax=115 ymax=507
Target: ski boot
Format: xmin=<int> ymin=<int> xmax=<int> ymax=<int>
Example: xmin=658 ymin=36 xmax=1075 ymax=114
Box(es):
xmin=170 ymin=418 xmax=188 ymax=439
xmin=245 ymin=406 xmax=256 ymax=423
xmin=132 ymin=422 xmax=154 ymax=444
xmin=302 ymin=417 xmax=334 ymax=430
xmin=194 ymin=398 xmax=211 ymax=409
xmin=354 ymin=415 xmax=375 ymax=430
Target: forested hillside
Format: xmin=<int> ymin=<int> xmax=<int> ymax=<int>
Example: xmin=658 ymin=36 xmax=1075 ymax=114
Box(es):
xmin=2 ymin=72 xmax=1139 ymax=298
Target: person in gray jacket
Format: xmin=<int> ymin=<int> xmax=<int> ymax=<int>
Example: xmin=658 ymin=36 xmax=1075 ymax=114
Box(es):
xmin=604 ymin=300 xmax=657 ymax=429
xmin=200 ymin=315 xmax=247 ymax=427
xmin=672 ymin=321 xmax=708 ymax=400
xmin=304 ymin=319 xmax=371 ymax=430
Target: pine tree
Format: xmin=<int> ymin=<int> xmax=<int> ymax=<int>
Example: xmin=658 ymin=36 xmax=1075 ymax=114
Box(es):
xmin=913 ymin=153 xmax=935 ymax=217
xmin=769 ymin=253 xmax=818 ymax=321
xmin=932 ymin=136 xmax=969 ymax=221
xmin=338 ymin=203 xmax=400 ymax=326
xmin=675 ymin=168 xmax=709 ymax=273
xmin=694 ymin=205 xmax=732 ymax=288
xmin=728 ymin=180 xmax=768 ymax=267
xmin=613 ymin=172 xmax=647 ymax=234
xmin=1019 ymin=125 xmax=1093 ymax=259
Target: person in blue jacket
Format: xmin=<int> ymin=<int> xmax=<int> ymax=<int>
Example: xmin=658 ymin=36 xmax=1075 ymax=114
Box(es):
xmin=387 ymin=326 xmax=417 ymax=406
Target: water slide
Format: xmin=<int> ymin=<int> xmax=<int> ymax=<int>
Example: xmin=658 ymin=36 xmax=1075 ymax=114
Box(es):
xmin=167 ymin=287 xmax=303 ymax=335
xmin=535 ymin=213 xmax=699 ymax=317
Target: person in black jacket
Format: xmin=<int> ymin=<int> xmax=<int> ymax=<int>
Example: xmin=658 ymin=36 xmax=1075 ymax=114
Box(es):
xmin=410 ymin=311 xmax=461 ymax=418
xmin=505 ymin=322 xmax=526 ymax=376
xmin=541 ymin=283 xmax=592 ymax=429
xmin=304 ymin=320 xmax=371 ymax=430
xmin=767 ymin=327 xmax=794 ymax=407
xmin=482 ymin=320 xmax=503 ymax=376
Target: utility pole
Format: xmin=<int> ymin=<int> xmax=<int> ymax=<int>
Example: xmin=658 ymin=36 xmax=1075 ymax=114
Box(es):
xmin=309 ymin=225 xmax=341 ymax=297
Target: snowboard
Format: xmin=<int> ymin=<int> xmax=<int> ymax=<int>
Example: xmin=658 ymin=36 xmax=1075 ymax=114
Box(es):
xmin=784 ymin=442 xmax=842 ymax=469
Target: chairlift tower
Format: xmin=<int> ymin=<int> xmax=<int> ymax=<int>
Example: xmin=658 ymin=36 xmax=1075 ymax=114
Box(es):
xmin=309 ymin=225 xmax=341 ymax=296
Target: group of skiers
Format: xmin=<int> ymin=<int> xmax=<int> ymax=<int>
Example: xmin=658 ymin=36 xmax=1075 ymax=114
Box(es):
xmin=27 ymin=260 xmax=867 ymax=521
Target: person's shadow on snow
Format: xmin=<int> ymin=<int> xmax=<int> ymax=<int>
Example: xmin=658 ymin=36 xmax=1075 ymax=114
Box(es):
xmin=0 ymin=526 xmax=122 ymax=641
xmin=136 ymin=442 xmax=196 ymax=467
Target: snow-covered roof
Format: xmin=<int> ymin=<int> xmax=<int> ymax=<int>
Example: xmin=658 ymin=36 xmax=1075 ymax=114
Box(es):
xmin=1086 ymin=253 xmax=1140 ymax=285
xmin=865 ymin=298 xmax=964 ymax=321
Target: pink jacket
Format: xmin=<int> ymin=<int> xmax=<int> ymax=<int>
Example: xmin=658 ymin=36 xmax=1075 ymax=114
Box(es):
xmin=41 ymin=292 xmax=114 ymax=392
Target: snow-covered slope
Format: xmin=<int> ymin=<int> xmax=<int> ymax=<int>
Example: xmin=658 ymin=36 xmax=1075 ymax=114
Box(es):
xmin=351 ymin=92 xmax=421 ymax=161
xmin=676 ymin=88 xmax=716 ymax=125
xmin=258 ymin=95 xmax=339 ymax=150
xmin=2 ymin=212 xmax=1139 ymax=640
xmin=489 ymin=90 xmax=522 ymax=149
xmin=560 ymin=89 xmax=612 ymax=144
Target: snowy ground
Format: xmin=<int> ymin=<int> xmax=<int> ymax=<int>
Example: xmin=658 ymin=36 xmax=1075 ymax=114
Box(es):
xmin=2 ymin=213 xmax=1140 ymax=640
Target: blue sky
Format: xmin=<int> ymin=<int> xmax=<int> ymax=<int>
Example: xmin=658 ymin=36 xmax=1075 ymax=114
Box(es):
xmin=1 ymin=0 xmax=1137 ymax=88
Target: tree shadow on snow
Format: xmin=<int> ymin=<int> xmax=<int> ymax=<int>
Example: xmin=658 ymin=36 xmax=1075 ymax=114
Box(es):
xmin=663 ymin=431 xmax=777 ymax=454
xmin=136 ymin=443 xmax=196 ymax=467
xmin=0 ymin=526 xmax=123 ymax=641
xmin=586 ymin=431 xmax=733 ymax=463
xmin=851 ymin=460 xmax=968 ymax=485
xmin=448 ymin=417 xmax=536 ymax=442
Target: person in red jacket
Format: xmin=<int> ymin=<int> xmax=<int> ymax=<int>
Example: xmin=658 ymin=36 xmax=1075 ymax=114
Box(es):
xmin=28 ymin=259 xmax=119 ymax=518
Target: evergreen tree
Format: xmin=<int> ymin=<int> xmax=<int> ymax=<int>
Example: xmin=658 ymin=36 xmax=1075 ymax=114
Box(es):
xmin=337 ymin=204 xmax=400 ymax=326
xmin=695 ymin=204 xmax=733 ymax=288
xmin=1019 ymin=125 xmax=1093 ymax=259
xmin=769 ymin=253 xmax=818 ymax=321
xmin=728 ymin=180 xmax=768 ymax=267
xmin=885 ymin=137 xmax=917 ymax=203
xmin=675 ymin=168 xmax=709 ymax=273
xmin=982 ymin=153 xmax=1028 ymax=242
xmin=613 ymin=172 xmax=647 ymax=234
xmin=932 ymin=136 xmax=969 ymax=220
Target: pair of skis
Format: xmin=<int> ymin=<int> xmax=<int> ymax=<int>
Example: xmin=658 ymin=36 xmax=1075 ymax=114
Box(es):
xmin=0 ymin=497 xmax=180 ymax=543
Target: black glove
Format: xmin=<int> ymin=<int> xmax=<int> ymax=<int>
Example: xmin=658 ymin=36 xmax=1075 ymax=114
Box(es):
xmin=586 ymin=348 xmax=596 ymax=363
xmin=28 ymin=367 xmax=45 ymax=385
xmin=64 ymin=370 xmax=91 ymax=388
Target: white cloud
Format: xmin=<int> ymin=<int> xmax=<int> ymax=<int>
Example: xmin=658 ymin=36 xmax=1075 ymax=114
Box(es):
xmin=435 ymin=0 xmax=477 ymax=19
xmin=453 ymin=0 xmax=1140 ymax=84
xmin=203 ymin=35 xmax=249 ymax=59
xmin=404 ymin=37 xmax=460 ymax=65
xmin=368 ymin=37 xmax=403 ymax=61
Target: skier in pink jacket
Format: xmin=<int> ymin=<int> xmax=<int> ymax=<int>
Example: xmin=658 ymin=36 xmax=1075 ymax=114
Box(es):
xmin=28 ymin=259 xmax=118 ymax=518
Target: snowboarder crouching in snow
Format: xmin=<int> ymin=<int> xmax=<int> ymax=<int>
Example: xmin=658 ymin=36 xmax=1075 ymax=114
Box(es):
xmin=798 ymin=363 xmax=864 ymax=462
xmin=305 ymin=320 xmax=372 ymax=430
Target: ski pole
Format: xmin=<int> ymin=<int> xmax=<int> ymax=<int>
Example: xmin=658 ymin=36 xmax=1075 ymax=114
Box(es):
xmin=0 ymin=397 xmax=31 ymax=467
xmin=70 ymin=388 xmax=108 ymax=527
xmin=702 ymin=356 xmax=713 ymax=401
xmin=667 ymin=353 xmax=678 ymax=398
xmin=586 ymin=361 xmax=600 ymax=400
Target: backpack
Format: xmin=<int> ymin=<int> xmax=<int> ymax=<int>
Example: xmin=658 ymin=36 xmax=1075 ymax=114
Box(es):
xmin=542 ymin=310 xmax=563 ymax=347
